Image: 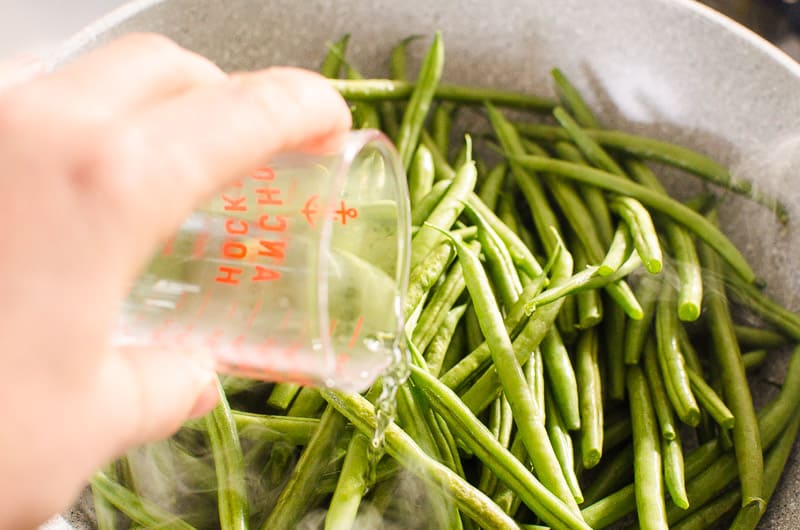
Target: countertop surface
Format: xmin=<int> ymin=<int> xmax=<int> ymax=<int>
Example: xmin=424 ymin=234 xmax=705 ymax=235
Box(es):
xmin=1 ymin=0 xmax=799 ymax=62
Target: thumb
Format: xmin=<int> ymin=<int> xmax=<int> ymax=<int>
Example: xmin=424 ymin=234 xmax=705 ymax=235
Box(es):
xmin=101 ymin=346 xmax=220 ymax=452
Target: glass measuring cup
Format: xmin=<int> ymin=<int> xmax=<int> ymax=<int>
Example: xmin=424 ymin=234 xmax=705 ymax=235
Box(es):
xmin=113 ymin=129 xmax=411 ymax=393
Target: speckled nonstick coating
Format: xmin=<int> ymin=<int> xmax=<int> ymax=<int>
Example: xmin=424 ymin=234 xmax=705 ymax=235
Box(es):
xmin=53 ymin=0 xmax=800 ymax=527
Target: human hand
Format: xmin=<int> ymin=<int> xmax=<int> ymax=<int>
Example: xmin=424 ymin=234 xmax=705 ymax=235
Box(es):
xmin=0 ymin=33 xmax=351 ymax=528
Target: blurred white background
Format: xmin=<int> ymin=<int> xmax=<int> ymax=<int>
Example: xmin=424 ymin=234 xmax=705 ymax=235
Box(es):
xmin=0 ymin=0 xmax=129 ymax=57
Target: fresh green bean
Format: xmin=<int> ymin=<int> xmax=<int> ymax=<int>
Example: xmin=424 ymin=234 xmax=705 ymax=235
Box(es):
xmin=394 ymin=377 xmax=441 ymax=458
xmin=551 ymin=68 xmax=601 ymax=129
xmin=743 ymin=349 xmax=769 ymax=371
xmin=409 ymin=144 xmax=436 ymax=208
xmin=404 ymin=240 xmax=454 ymax=317
xmin=571 ymin=238 xmax=603 ymax=329
xmin=551 ymin=141 xmax=614 ymax=246
xmin=525 ymin=138 xmax=606 ymax=265
xmin=93 ymin=464 xmax=121 ymax=530
xmin=526 ymin=262 xmax=633 ymax=313
xmin=686 ymin=367 xmax=735 ymax=430
xmin=492 ymin=434 xmax=527 ymax=516
xmin=623 ymin=274 xmax=662 ymax=365
xmin=605 ymin=300 xmax=627 ymax=401
xmin=411 ymin=242 xmax=474 ymax=353
xmin=603 ymin=275 xmax=645 ymax=321
xmin=431 ymin=102 xmax=456 ymax=156
xmin=727 ymin=273 xmax=800 ymax=340
xmin=655 ymin=282 xmax=700 ymax=426
xmin=321 ymin=389 xmax=550 ymax=530
xmin=463 ymin=201 xmax=523 ymax=310
xmin=609 ymin=196 xmax=663 ymax=274
xmin=411 ymin=178 xmax=452 ymax=228
xmin=544 ymin=386 xmax=584 ymax=504
xmin=287 ymin=387 xmax=326 ymax=418
xmin=451 ymin=142 xmax=469 ymax=170
xmin=526 ymin=347 xmax=546 ymax=422
xmin=262 ymin=406 xmax=347 ymax=529
xmin=390 ymin=35 xmax=419 ymax=81
xmin=576 ymin=328 xmax=604 ymax=468
xmin=496 ymin=193 xmax=520 ymax=238
xmin=511 ymin=155 xmax=758 ymax=283
xmin=439 ymin=277 xmax=548 ymax=392
xmin=320 ymin=34 xmax=350 ymax=78
xmin=734 ymin=324 xmax=791 ymax=350
xmin=478 ymin=397 xmax=503 ymax=495
xmin=581 ymin=437 xmax=723 ymax=528
xmin=557 ymin=292 xmax=579 ymax=345
xmin=331 ymin=78 xmax=556 ymax=112
xmin=410 ymin=142 xmax=477 ymax=269
xmin=729 ymin=407 xmax=800 ymax=530
xmin=395 ymin=32 xmax=444 ymax=170
xmin=553 ymin=106 xmax=625 ymax=176
xmin=626 ymin=158 xmax=704 ymax=320
xmin=266 ymin=383 xmax=300 ymax=412
xmin=427 ymin=404 xmax=466 ymax=481
xmin=478 ymin=395 xmax=512 ymax=495
xmin=598 ymin=224 xmax=632 ymax=276
xmin=478 ymin=162 xmax=508 ymax=211
xmin=433 ymin=410 xmax=466 ymax=480
xmin=467 ymin=192 xmax=545 ymax=279
xmin=513 ymin=122 xmax=789 ymax=221
xmin=421 ymin=129 xmax=457 ymax=181
xmin=699 ymin=213 xmax=765 ymax=512
xmin=675 ymin=325 xmax=714 ymax=442
xmin=541 ymin=327 xmax=581 ymax=431
xmin=233 ymin=412 xmax=319 ymax=445
xmin=487 ymin=103 xmax=562 ymax=256
xmin=438 ymin=227 xmax=581 ymax=513
xmin=458 ymin=237 xmax=573 ymax=415
xmin=672 ymin=489 xmax=740 ymax=530
xmin=626 ymin=365 xmax=669 ymax=530
xmin=91 ymin=471 xmax=196 ymax=530
xmin=450 ymin=225 xmax=478 ymax=241
xmin=343 ymin=64 xmax=382 ymax=130
xmin=407 ymin=367 xmax=591 ymax=529
xmin=325 ymin=433 xmax=371 ymax=530
xmin=425 ymin=304 xmax=467 ymax=377
xmin=663 ymin=436 xmax=689 ymax=510
xmin=464 ymin=304 xmax=484 ymax=353
xmin=642 ymin=338 xmax=678 ymax=441
xmin=205 ymin=381 xmax=248 ymax=530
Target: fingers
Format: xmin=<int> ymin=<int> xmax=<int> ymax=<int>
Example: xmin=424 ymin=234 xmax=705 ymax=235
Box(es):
xmin=102 ymin=345 xmax=219 ymax=450
xmin=0 ymin=55 xmax=44 ymax=93
xmin=99 ymin=66 xmax=351 ymax=255
xmin=34 ymin=33 xmax=226 ymax=117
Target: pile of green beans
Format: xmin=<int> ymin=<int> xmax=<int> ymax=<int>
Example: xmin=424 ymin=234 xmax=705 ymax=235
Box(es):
xmin=90 ymin=33 xmax=800 ymax=530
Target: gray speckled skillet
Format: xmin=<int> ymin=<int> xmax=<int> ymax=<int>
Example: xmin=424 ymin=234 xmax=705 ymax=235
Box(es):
xmin=52 ymin=0 xmax=800 ymax=527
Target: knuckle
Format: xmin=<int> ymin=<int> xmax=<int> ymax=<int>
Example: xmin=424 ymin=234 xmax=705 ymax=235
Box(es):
xmin=71 ymin=123 xmax=146 ymax=206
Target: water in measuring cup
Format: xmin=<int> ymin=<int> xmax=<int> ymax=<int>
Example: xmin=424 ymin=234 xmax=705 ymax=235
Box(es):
xmin=115 ymin=162 xmax=408 ymax=393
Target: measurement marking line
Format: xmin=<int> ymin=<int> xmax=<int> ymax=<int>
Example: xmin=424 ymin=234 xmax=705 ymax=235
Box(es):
xmin=174 ymin=292 xmax=187 ymax=312
xmin=195 ymin=292 xmax=212 ymax=318
xmin=347 ymin=315 xmax=365 ymax=349
xmin=278 ymin=307 xmax=292 ymax=330
xmin=246 ymin=299 xmax=264 ymax=329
